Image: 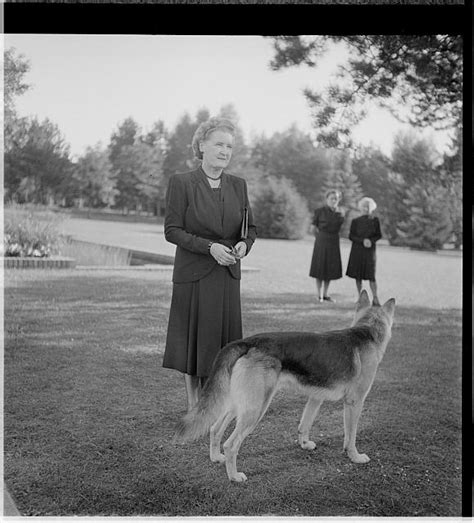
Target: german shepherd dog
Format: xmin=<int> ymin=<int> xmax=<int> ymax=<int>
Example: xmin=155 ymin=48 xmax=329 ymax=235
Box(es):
xmin=173 ymin=290 xmax=396 ymax=482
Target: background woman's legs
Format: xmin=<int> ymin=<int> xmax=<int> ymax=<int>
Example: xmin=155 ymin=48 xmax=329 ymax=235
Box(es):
xmin=369 ymin=280 xmax=380 ymax=305
xmin=323 ymin=280 xmax=331 ymax=298
xmin=355 ymin=279 xmax=363 ymax=296
xmin=316 ymin=279 xmax=323 ymax=301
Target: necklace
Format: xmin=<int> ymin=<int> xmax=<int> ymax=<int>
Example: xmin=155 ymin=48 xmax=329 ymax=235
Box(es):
xmin=203 ymin=171 xmax=222 ymax=182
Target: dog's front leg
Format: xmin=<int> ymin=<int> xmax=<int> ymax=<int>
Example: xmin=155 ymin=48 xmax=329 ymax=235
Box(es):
xmin=343 ymin=398 xmax=370 ymax=464
xmin=298 ymin=395 xmax=323 ymax=450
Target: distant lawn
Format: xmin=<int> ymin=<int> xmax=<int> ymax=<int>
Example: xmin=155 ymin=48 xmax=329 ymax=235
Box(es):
xmin=4 ymin=269 xmax=462 ymax=517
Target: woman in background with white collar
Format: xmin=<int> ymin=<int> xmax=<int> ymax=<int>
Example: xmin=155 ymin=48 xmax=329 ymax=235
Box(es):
xmin=346 ymin=197 xmax=382 ymax=305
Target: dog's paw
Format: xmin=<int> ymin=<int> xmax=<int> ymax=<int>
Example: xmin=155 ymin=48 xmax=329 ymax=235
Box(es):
xmin=230 ymin=472 xmax=247 ymax=482
xmin=348 ymin=452 xmax=370 ymax=464
xmin=210 ymin=453 xmax=226 ymax=464
xmin=300 ymin=440 xmax=316 ymax=451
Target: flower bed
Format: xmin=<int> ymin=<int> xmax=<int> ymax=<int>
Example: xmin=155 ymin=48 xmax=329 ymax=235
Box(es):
xmin=4 ymin=205 xmax=65 ymax=259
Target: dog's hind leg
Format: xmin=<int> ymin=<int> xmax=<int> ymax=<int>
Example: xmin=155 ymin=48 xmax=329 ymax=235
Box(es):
xmin=223 ymin=410 xmax=262 ymax=482
xmin=210 ymin=411 xmax=234 ymax=464
xmin=298 ymin=395 xmax=324 ymax=450
xmin=223 ymin=356 xmax=280 ymax=482
xmin=343 ymin=397 xmax=370 ymax=464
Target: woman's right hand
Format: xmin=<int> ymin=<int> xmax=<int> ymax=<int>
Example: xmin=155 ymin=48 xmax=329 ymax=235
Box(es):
xmin=209 ymin=243 xmax=237 ymax=266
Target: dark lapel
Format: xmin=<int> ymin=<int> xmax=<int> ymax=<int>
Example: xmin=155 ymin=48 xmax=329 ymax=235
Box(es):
xmin=221 ymin=172 xmax=232 ymax=236
xmin=192 ymin=167 xmax=224 ymax=237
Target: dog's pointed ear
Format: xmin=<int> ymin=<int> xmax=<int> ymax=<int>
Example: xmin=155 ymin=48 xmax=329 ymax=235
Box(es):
xmin=382 ymin=298 xmax=396 ymax=319
xmin=357 ymin=290 xmax=371 ymax=310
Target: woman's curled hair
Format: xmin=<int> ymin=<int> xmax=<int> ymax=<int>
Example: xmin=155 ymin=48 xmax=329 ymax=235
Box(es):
xmin=191 ymin=117 xmax=236 ymax=160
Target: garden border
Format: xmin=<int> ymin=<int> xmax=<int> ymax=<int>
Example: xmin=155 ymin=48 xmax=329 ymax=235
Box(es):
xmin=2 ymin=256 xmax=77 ymax=269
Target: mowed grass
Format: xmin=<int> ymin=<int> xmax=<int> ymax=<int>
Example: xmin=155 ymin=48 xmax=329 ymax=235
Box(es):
xmin=4 ymin=268 xmax=462 ymax=517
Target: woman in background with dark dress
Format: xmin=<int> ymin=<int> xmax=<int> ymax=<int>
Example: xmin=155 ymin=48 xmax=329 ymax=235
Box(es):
xmin=346 ymin=197 xmax=382 ymax=305
xmin=162 ymin=117 xmax=257 ymax=412
xmin=309 ymin=189 xmax=345 ymax=303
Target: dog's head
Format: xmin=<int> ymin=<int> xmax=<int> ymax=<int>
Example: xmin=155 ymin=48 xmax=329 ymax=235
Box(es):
xmin=352 ymin=290 xmax=396 ymax=329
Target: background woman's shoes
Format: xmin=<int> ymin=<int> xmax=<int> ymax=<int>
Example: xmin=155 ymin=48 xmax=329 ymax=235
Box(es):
xmin=323 ymin=296 xmax=335 ymax=303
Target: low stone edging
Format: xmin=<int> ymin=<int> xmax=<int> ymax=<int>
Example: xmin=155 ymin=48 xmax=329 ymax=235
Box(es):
xmin=3 ymin=256 xmax=77 ymax=269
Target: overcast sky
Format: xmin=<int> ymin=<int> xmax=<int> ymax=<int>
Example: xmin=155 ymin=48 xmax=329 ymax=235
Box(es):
xmin=5 ymin=34 xmax=453 ymax=160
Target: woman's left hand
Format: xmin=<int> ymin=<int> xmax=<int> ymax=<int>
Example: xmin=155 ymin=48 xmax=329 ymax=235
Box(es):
xmin=232 ymin=241 xmax=247 ymax=259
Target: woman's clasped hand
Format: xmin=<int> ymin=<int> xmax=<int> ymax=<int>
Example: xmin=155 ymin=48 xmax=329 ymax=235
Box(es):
xmin=209 ymin=241 xmax=247 ymax=265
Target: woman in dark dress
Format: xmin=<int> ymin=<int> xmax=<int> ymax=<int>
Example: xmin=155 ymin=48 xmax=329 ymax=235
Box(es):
xmin=346 ymin=197 xmax=382 ymax=305
xmin=309 ymin=190 xmax=345 ymax=303
xmin=163 ymin=117 xmax=257 ymax=411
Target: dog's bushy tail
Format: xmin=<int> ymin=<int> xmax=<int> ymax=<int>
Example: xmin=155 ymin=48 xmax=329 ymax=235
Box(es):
xmin=172 ymin=342 xmax=248 ymax=444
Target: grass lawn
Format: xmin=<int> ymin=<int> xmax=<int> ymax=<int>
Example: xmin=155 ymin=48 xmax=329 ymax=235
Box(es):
xmin=4 ymin=261 xmax=462 ymax=517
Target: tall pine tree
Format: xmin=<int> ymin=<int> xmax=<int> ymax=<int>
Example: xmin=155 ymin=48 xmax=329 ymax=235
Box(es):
xmin=396 ymin=182 xmax=452 ymax=251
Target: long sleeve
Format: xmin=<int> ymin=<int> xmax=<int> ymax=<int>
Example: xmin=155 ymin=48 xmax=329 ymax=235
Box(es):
xmin=164 ymin=175 xmax=210 ymax=254
xmin=241 ymin=179 xmax=257 ymax=255
xmin=312 ymin=208 xmax=320 ymax=229
xmin=369 ymin=217 xmax=382 ymax=243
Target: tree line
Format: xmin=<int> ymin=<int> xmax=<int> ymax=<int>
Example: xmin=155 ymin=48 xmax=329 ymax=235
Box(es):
xmin=4 ymin=45 xmax=462 ymax=250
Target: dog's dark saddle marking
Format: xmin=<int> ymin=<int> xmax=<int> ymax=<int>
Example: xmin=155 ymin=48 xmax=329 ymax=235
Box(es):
xmin=231 ymin=327 xmax=377 ymax=388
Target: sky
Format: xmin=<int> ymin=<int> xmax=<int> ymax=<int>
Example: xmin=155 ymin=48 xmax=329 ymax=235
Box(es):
xmin=5 ymin=34 xmax=454 ymax=160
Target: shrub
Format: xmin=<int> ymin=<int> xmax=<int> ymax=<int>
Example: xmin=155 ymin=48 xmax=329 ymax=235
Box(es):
xmin=396 ymin=183 xmax=453 ymax=251
xmin=3 ymin=205 xmax=66 ymax=258
xmin=251 ymin=175 xmax=310 ymax=239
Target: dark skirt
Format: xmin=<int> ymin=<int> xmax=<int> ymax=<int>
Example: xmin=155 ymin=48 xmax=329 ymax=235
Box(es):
xmin=309 ymin=231 xmax=342 ymax=280
xmin=163 ymin=265 xmax=242 ymax=378
xmin=346 ymin=243 xmax=377 ymax=281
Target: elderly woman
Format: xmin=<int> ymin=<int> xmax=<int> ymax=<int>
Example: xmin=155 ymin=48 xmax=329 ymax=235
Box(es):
xmin=162 ymin=117 xmax=257 ymax=412
xmin=346 ymin=197 xmax=382 ymax=305
xmin=309 ymin=189 xmax=345 ymax=303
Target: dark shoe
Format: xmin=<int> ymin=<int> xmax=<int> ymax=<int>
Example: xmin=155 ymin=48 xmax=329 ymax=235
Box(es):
xmin=323 ymin=296 xmax=335 ymax=303
xmin=372 ymin=298 xmax=380 ymax=306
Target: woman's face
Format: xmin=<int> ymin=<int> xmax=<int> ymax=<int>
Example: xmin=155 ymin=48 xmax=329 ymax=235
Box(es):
xmin=360 ymin=201 xmax=371 ymax=215
xmin=200 ymin=129 xmax=234 ymax=170
xmin=326 ymin=193 xmax=340 ymax=209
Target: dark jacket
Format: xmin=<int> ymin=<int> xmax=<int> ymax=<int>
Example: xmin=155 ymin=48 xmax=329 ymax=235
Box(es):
xmin=164 ymin=167 xmax=257 ymax=283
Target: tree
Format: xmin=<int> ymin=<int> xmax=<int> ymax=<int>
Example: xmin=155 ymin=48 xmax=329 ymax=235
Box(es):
xmin=163 ymin=110 xmax=207 ymax=179
xmin=248 ymin=126 xmax=331 ymax=206
xmin=4 ymin=117 xmax=73 ymax=204
xmin=438 ymin=128 xmax=462 ymax=248
xmin=4 ymin=48 xmax=30 ymax=123
xmin=268 ymin=35 xmax=462 ymax=147
xmin=251 ymin=175 xmax=310 ymax=239
xmin=4 ymin=48 xmax=31 ymax=153
xmin=396 ymin=182 xmax=452 ymax=251
xmin=108 ymin=117 xmax=141 ymax=166
xmin=113 ymin=141 xmax=164 ymax=214
xmin=73 ymin=146 xmax=118 ymax=208
xmin=391 ymin=131 xmax=440 ymax=185
xmin=385 ymin=130 xmax=442 ymax=244
xmin=142 ymin=120 xmax=168 ymax=149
